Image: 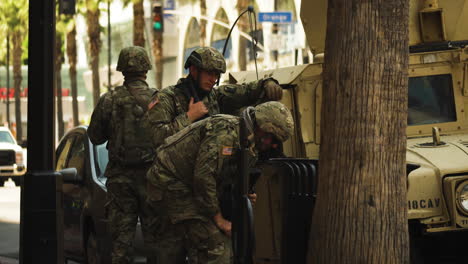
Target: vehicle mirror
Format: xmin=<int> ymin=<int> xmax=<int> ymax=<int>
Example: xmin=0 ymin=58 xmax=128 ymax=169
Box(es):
xmin=59 ymin=168 xmax=83 ymax=183
xmin=20 ymin=140 xmax=28 ymax=148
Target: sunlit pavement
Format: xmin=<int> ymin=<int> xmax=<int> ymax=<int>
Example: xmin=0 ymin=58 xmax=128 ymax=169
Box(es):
xmin=0 ymin=256 xmax=18 ymax=264
xmin=0 ymin=180 xmax=80 ymax=264
xmin=0 ymin=181 xmax=20 ymax=262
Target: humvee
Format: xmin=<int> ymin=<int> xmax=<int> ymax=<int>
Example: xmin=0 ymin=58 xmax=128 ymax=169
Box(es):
xmin=228 ymin=0 xmax=468 ymax=263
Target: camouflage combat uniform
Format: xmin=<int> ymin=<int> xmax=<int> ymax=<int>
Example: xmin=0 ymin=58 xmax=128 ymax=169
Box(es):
xmin=143 ymin=77 xmax=272 ymax=149
xmin=142 ymin=46 xmax=282 ymax=150
xmin=146 ymin=102 xmax=295 ymax=264
xmin=88 ymin=46 xmax=157 ymax=264
xmin=146 ymin=114 xmax=248 ymax=264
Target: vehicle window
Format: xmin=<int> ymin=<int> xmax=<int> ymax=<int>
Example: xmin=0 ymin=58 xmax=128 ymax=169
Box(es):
xmin=56 ymin=137 xmax=74 ymax=171
xmin=408 ymin=74 xmax=456 ymax=126
xmin=0 ymin=131 xmax=16 ymax=144
xmin=95 ymin=142 xmax=109 ymax=176
xmin=67 ymin=135 xmax=86 ymax=178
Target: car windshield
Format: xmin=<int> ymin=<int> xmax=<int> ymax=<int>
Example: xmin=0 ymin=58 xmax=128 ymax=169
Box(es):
xmin=0 ymin=131 xmax=16 ymax=144
xmin=95 ymin=143 xmax=109 ymax=177
xmin=408 ymin=74 xmax=456 ymax=126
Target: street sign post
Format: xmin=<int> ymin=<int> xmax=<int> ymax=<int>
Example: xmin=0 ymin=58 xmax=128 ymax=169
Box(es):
xmin=258 ymin=11 xmax=293 ymax=23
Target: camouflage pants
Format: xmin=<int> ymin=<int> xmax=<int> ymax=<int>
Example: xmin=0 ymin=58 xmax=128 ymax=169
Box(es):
xmin=106 ymin=166 xmax=157 ymax=264
xmin=153 ymin=216 xmax=232 ymax=264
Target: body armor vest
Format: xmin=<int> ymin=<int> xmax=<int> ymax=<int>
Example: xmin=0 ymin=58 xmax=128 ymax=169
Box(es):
xmin=111 ymin=85 xmax=155 ymax=166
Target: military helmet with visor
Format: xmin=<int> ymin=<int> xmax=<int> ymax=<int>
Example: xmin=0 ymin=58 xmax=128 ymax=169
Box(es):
xmin=255 ymin=101 xmax=294 ymax=142
xmin=184 ymin=47 xmax=226 ymax=74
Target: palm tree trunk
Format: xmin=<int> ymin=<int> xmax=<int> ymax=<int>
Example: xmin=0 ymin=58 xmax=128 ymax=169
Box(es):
xmin=86 ymin=0 xmax=102 ymax=107
xmin=56 ymin=32 xmax=65 ymax=139
xmin=199 ymin=0 xmax=207 ymax=46
xmin=12 ymin=31 xmax=23 ymax=142
xmin=152 ymin=32 xmax=163 ymax=90
xmin=66 ymin=23 xmax=79 ymax=127
xmin=133 ymin=0 xmax=145 ymax=47
xmin=308 ymin=0 xmax=409 ymax=263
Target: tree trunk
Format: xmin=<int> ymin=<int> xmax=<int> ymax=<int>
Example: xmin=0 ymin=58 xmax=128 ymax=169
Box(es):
xmin=199 ymin=0 xmax=207 ymax=46
xmin=66 ymin=22 xmax=79 ymax=127
xmin=152 ymin=32 xmax=163 ymax=90
xmin=236 ymin=0 xmax=249 ymax=71
xmin=308 ymin=0 xmax=409 ymax=263
xmin=12 ymin=31 xmax=23 ymax=142
xmin=56 ymin=31 xmax=65 ymax=139
xmin=6 ymin=33 xmax=11 ymax=127
xmin=86 ymin=0 xmax=102 ymax=107
xmin=133 ymin=0 xmax=145 ymax=47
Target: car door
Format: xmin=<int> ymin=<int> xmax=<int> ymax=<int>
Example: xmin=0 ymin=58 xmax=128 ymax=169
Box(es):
xmin=59 ymin=132 xmax=88 ymax=258
xmin=57 ymin=134 xmax=77 ymax=257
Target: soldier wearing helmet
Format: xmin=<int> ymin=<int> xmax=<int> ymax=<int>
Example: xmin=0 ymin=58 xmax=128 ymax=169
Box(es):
xmin=142 ymin=46 xmax=284 ymax=150
xmin=88 ymin=46 xmax=157 ymax=264
xmin=146 ymin=101 xmax=294 ymax=264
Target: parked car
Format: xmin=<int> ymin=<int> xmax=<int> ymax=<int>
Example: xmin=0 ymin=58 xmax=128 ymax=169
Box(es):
xmin=56 ymin=126 xmax=146 ymax=264
xmin=0 ymin=126 xmax=26 ymax=186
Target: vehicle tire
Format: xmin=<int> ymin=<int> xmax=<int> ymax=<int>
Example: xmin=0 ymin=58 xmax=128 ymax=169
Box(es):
xmin=85 ymin=232 xmax=102 ymax=264
xmin=13 ymin=177 xmax=21 ymax=187
xmin=0 ymin=178 xmax=5 ymax=187
xmin=409 ymin=223 xmax=430 ymax=264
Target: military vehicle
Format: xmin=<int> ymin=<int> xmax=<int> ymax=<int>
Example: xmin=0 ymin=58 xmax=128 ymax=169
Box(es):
xmin=228 ymin=0 xmax=468 ymax=263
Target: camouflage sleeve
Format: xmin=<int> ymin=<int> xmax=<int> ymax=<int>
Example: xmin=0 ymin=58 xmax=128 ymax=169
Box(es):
xmin=88 ymin=92 xmax=113 ymax=145
xmin=142 ymin=91 xmax=192 ymax=148
xmin=216 ymin=79 xmax=269 ymax=115
xmin=192 ymin=131 xmax=237 ymax=217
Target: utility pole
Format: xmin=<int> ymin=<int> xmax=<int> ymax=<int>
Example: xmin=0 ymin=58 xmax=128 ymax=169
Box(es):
xmin=272 ymin=0 xmax=279 ymax=64
xmin=20 ymin=0 xmax=63 ymax=263
xmin=151 ymin=1 xmax=164 ymax=90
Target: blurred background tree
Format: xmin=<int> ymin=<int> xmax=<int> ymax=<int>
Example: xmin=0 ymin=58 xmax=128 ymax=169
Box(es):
xmin=0 ymin=0 xmax=28 ymax=142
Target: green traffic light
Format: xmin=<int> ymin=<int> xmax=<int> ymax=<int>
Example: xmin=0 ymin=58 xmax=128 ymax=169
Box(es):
xmin=153 ymin=22 xmax=162 ymax=31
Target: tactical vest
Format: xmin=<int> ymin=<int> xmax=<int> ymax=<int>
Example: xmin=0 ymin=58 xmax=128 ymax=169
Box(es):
xmin=110 ymin=85 xmax=155 ymax=166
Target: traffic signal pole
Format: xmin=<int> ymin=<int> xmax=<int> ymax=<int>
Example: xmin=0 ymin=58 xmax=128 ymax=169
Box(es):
xmin=151 ymin=1 xmax=164 ymax=90
xmin=20 ymin=0 xmax=63 ymax=263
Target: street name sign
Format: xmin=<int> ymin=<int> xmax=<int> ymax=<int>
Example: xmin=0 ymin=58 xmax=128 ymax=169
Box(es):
xmin=258 ymin=11 xmax=293 ymax=23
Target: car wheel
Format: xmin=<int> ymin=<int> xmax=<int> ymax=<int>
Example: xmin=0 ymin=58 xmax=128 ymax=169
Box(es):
xmin=85 ymin=232 xmax=102 ymax=264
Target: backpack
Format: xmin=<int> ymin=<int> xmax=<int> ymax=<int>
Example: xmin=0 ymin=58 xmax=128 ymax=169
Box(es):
xmin=110 ymin=85 xmax=155 ymax=166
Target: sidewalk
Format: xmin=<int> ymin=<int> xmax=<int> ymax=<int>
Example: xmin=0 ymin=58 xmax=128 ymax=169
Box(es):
xmin=0 ymin=256 xmax=18 ymax=264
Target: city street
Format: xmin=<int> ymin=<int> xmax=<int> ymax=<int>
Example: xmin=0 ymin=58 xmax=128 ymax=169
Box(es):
xmin=0 ymin=181 xmax=20 ymax=261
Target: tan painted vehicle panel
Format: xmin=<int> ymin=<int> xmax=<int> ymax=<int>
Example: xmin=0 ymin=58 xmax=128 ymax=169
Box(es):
xmin=229 ymin=47 xmax=468 ymax=235
xmin=230 ymin=0 xmax=468 ymax=261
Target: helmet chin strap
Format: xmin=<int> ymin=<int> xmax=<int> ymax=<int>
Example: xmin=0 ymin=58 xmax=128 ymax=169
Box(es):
xmin=241 ymin=106 xmax=256 ymax=137
xmin=189 ymin=69 xmax=209 ymax=99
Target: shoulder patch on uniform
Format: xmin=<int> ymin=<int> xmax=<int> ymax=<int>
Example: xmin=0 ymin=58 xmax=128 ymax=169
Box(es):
xmin=222 ymin=146 xmax=234 ymax=156
xmin=148 ymin=98 xmax=159 ymax=110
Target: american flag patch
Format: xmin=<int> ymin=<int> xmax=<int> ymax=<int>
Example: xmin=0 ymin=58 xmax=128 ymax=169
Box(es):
xmin=148 ymin=98 xmax=159 ymax=110
xmin=222 ymin=146 xmax=234 ymax=156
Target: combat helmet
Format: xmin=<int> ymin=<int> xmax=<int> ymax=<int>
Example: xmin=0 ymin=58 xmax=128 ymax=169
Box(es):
xmin=255 ymin=101 xmax=294 ymax=142
xmin=116 ymin=46 xmax=152 ymax=72
xmin=184 ymin=47 xmax=226 ymax=73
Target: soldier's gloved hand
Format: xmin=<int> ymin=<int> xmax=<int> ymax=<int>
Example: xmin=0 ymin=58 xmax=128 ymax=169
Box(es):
xmin=187 ymin=97 xmax=208 ymax=122
xmin=263 ymin=79 xmax=283 ymax=101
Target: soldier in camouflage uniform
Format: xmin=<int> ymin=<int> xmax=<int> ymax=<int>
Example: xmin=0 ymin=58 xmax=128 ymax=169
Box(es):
xmin=142 ymin=46 xmax=284 ymax=150
xmin=146 ymin=101 xmax=294 ymax=264
xmin=88 ymin=46 xmax=157 ymax=264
